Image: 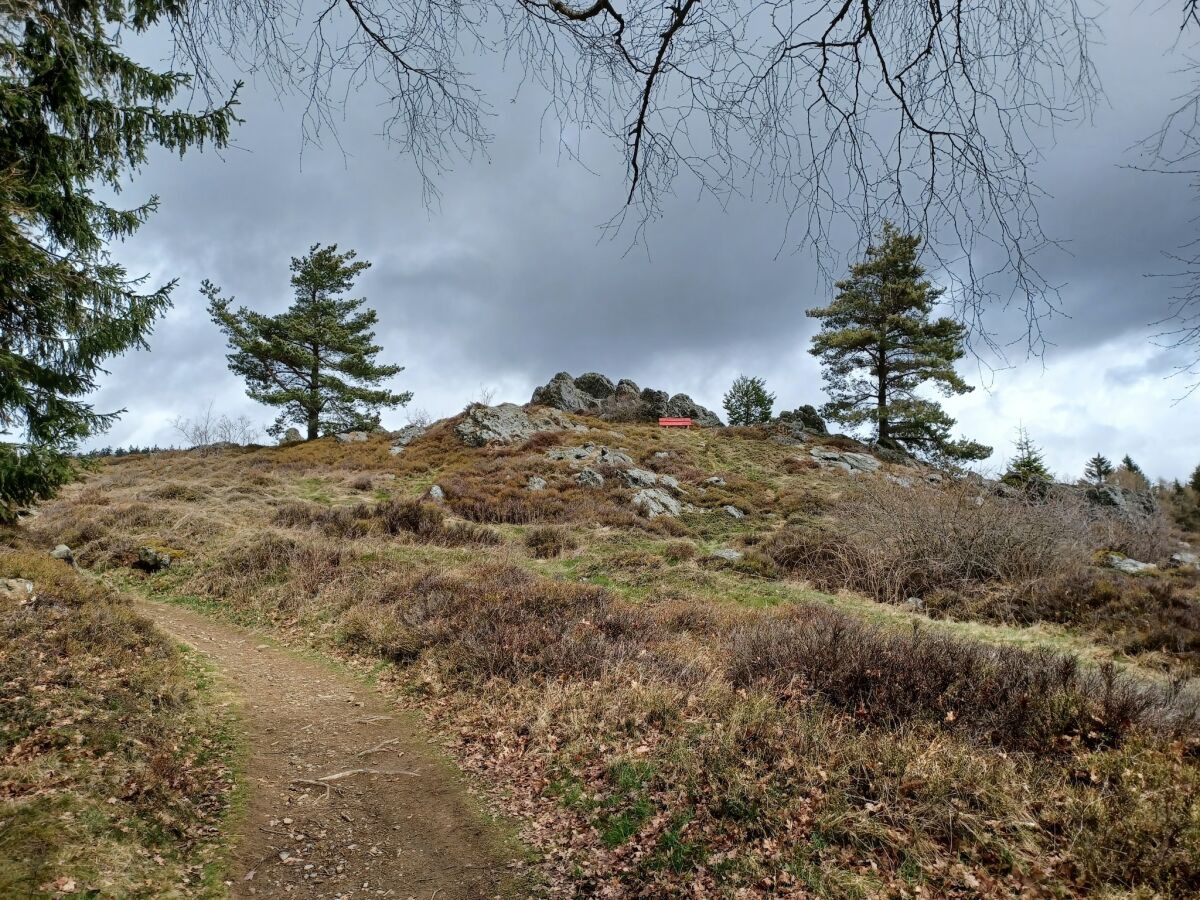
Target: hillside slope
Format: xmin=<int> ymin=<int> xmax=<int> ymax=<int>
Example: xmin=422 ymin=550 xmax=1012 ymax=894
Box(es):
xmin=25 ymin=407 xmax=1200 ymax=897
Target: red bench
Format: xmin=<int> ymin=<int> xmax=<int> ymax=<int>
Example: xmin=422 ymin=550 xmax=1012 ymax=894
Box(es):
xmin=658 ymin=417 xmax=692 ymax=428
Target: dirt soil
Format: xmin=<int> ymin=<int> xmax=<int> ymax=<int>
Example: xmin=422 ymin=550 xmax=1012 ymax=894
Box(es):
xmin=140 ymin=600 xmax=519 ymax=899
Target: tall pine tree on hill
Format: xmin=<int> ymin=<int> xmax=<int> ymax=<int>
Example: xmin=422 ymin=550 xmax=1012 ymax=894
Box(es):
xmin=205 ymin=245 xmax=411 ymax=439
xmin=0 ymin=0 xmax=239 ymax=522
xmin=807 ymin=222 xmax=990 ymax=462
xmin=1084 ymin=453 xmax=1114 ymax=485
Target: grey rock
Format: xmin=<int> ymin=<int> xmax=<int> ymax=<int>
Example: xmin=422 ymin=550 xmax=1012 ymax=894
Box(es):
xmin=615 ymin=379 xmax=641 ymax=399
xmin=456 ymin=403 xmax=582 ymax=447
xmin=577 ymin=468 xmax=605 ymax=488
xmin=665 ymin=393 xmax=723 ymax=428
xmin=924 ymin=472 xmax=944 ymax=484
xmin=427 ymin=484 xmax=446 ymax=502
xmin=49 ymin=544 xmax=74 ymax=565
xmin=652 ymin=450 xmax=672 ymax=459
xmin=0 ymin=578 xmax=35 ymax=602
xmin=281 ymin=427 xmax=303 ymax=445
xmin=904 ymin=596 xmax=926 ymax=612
xmin=704 ymin=476 xmax=726 ymax=487
xmin=1167 ymin=550 xmax=1199 ymax=569
xmin=1103 ymin=553 xmax=1157 ymax=575
xmin=529 ymin=373 xmax=724 ymax=426
xmin=722 ymin=505 xmax=745 ymax=520
xmin=632 ymin=488 xmax=683 ymax=518
xmin=547 ymin=444 xmax=634 ymax=467
xmin=710 ymin=548 xmax=744 ymax=562
xmin=138 ymin=546 xmax=171 ymax=572
xmin=388 ymin=423 xmax=427 ymax=455
xmin=621 ymin=468 xmax=660 ymax=488
xmin=885 ymin=474 xmax=914 ymax=488
xmin=657 ymin=474 xmax=680 ymax=490
xmin=574 ymin=372 xmax=617 ymax=398
xmin=810 ymin=447 xmax=881 ymax=474
xmin=531 ymin=372 xmax=598 ymax=414
xmin=526 ymin=476 xmax=548 ymax=492
xmin=336 ymin=431 xmax=369 ymax=443
xmin=776 ymin=404 xmax=827 ymax=435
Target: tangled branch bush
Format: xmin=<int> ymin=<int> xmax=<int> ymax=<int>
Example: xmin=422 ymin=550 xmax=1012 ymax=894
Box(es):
xmin=766 ymin=479 xmax=1094 ymax=603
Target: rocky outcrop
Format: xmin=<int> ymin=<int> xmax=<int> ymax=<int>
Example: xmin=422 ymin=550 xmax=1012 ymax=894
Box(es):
xmin=632 ymin=488 xmax=682 ymax=518
xmin=455 ymin=403 xmax=584 ymax=447
xmin=530 ymin=372 xmax=723 ymax=427
xmin=547 ymin=444 xmax=634 ymax=467
xmin=810 ymin=446 xmax=881 ymax=474
xmin=336 ymin=431 xmax=369 ymax=443
xmin=281 ymin=427 xmax=303 ymax=445
xmin=776 ymin=405 xmax=827 ymax=435
xmin=388 ymin=423 xmax=427 ymax=455
xmin=577 ymin=468 xmax=605 ymax=488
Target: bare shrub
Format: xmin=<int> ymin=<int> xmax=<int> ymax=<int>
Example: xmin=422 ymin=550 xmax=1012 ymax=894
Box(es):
xmin=765 ymin=478 xmax=1092 ymax=603
xmin=376 ymin=499 xmax=445 ymax=537
xmin=524 ymin=526 xmax=578 ymax=558
xmin=171 ymin=401 xmax=260 ymax=451
xmin=349 ymin=474 xmax=374 ymax=492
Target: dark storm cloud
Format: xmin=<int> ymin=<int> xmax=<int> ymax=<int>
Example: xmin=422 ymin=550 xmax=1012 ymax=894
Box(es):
xmin=85 ymin=2 xmax=1200 ymax=478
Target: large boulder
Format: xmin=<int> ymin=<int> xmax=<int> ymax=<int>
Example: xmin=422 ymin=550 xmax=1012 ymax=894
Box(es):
xmin=776 ymin=405 xmax=827 ymax=435
xmin=632 ymin=488 xmax=683 ymax=518
xmin=665 ymin=394 xmax=723 ymax=428
xmin=530 ymin=372 xmax=598 ymax=414
xmin=455 ymin=403 xmax=583 ymax=447
xmin=574 ymin=372 xmax=617 ymax=398
xmin=529 ymin=372 xmax=724 ymax=426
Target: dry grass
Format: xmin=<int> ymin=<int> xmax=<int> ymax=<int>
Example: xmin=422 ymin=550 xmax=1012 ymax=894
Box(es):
xmin=0 ymin=542 xmax=235 ymax=898
xmin=23 ymin=420 xmax=1200 ymax=897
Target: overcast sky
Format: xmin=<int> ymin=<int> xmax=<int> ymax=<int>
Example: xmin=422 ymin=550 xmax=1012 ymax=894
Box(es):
xmin=88 ymin=1 xmax=1200 ymax=482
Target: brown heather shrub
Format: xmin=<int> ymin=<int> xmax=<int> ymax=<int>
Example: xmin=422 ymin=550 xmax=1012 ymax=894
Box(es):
xmin=519 ymin=430 xmax=568 ymax=453
xmin=273 ymin=501 xmax=372 ymax=538
xmin=723 ymin=605 xmax=1193 ymax=750
xmin=524 ymin=525 xmax=579 ymax=558
xmin=663 ymin=540 xmax=697 ymax=562
xmin=765 ymin=478 xmax=1093 ymax=603
xmin=145 ymin=481 xmax=210 ymax=502
xmin=349 ymin=474 xmax=374 ymax=491
xmin=375 ymin=499 xmax=502 ymax=547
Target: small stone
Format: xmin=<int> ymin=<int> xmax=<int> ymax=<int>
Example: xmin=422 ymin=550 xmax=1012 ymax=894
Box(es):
xmin=49 ymin=544 xmax=74 ymax=565
xmin=335 ymin=431 xmax=369 ymax=443
xmin=526 ymin=475 xmax=548 ymax=491
xmin=620 ymin=467 xmax=660 ymax=488
xmin=703 ymin=476 xmax=726 ymax=487
xmin=427 ymin=485 xmax=446 ymax=502
xmin=904 ymin=597 xmax=925 ymax=612
xmin=710 ymin=548 xmax=744 ymax=562
xmin=722 ymin=505 xmax=745 ymax=520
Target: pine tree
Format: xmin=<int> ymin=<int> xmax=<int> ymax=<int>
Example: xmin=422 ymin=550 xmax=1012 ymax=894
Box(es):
xmin=0 ymin=1 xmax=239 ymax=522
xmin=1084 ymin=453 xmax=1114 ymax=485
xmin=807 ymin=222 xmax=990 ymax=462
xmin=723 ymin=375 xmax=776 ymax=426
xmin=1118 ymin=454 xmax=1149 ymax=490
xmin=1192 ymin=463 xmax=1200 ymax=495
xmin=206 ymin=245 xmax=411 ymax=439
xmin=1002 ymin=427 xmax=1051 ymax=487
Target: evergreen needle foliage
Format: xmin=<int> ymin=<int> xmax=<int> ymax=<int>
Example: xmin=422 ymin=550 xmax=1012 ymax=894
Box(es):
xmin=1003 ymin=427 xmax=1051 ymax=487
xmin=807 ymin=222 xmax=990 ymax=463
xmin=206 ymin=244 xmax=411 ymax=439
xmin=1084 ymin=453 xmax=1114 ymax=485
xmin=1192 ymin=463 xmax=1200 ymax=495
xmin=723 ymin=375 xmax=775 ymax=425
xmin=0 ymin=0 xmax=240 ymax=522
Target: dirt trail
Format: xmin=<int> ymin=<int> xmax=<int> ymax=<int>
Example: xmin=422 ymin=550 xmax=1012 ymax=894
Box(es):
xmin=140 ymin=600 xmax=518 ymax=899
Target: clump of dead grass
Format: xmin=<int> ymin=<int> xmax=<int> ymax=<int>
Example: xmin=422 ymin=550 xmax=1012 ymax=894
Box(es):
xmin=0 ymin=543 xmax=234 ymax=896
